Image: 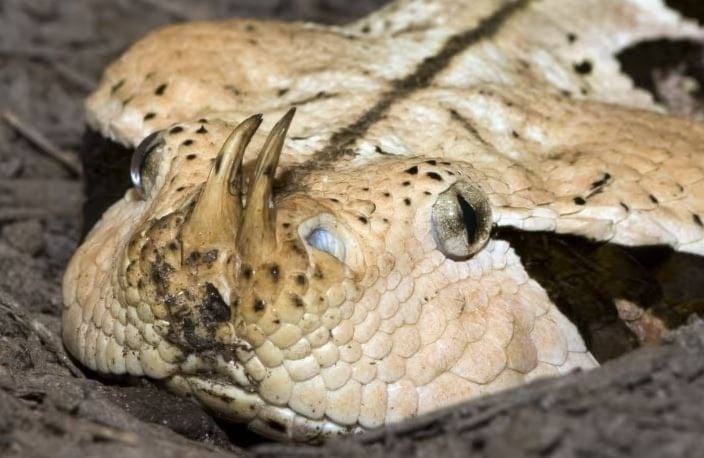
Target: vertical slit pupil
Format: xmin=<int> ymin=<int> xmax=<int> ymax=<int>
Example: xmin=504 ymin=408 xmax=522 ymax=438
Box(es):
xmin=456 ymin=194 xmax=477 ymax=244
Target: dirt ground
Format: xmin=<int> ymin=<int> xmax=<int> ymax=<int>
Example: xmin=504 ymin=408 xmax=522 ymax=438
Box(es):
xmin=1 ymin=1 xmax=704 ymax=457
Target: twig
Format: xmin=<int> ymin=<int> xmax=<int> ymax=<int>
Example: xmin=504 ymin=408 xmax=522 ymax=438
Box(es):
xmin=138 ymin=0 xmax=196 ymax=20
xmin=2 ymin=111 xmax=82 ymax=177
xmin=51 ymin=61 xmax=96 ymax=93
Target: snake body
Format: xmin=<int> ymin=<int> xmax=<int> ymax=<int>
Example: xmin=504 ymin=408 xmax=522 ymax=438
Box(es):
xmin=63 ymin=0 xmax=704 ymax=442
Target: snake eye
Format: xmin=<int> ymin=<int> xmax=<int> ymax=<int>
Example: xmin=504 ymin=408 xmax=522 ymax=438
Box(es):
xmin=306 ymin=227 xmax=346 ymax=262
xmin=130 ymin=130 xmax=165 ymax=197
xmin=431 ymin=180 xmax=493 ymax=260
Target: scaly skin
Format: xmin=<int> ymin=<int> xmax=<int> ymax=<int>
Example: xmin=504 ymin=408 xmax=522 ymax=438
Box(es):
xmin=64 ymin=0 xmax=704 ymax=442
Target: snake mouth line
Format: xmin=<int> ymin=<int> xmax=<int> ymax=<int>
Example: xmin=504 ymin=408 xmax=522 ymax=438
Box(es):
xmin=173 ymin=374 xmax=361 ymax=442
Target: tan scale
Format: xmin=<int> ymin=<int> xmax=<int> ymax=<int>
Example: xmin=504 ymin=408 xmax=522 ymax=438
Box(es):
xmin=64 ymin=0 xmax=704 ymax=443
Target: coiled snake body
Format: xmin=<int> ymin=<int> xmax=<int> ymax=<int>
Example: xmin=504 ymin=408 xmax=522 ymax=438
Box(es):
xmin=63 ymin=0 xmax=704 ymax=442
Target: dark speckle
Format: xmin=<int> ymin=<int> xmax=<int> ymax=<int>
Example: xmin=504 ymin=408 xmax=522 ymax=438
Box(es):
xmin=402 ymin=181 xmax=411 ymax=186
xmin=425 ymin=159 xmax=437 ymax=166
xmin=649 ymin=194 xmax=659 ymax=204
xmin=169 ymin=126 xmax=184 ymax=134
xmin=405 ymin=166 xmax=419 ymax=175
xmin=567 ymin=33 xmax=578 ymax=43
xmin=282 ymin=223 xmax=291 ymax=228
xmin=278 ymin=88 xmax=289 ymax=97
xmin=253 ymin=299 xmax=266 ymax=312
xmin=694 ymin=214 xmax=703 ymax=227
xmin=196 ymin=125 xmax=208 ymax=134
xmin=292 ymin=295 xmax=304 ymax=308
xmin=383 ymin=192 xmax=391 ymax=198
xmin=144 ymin=112 xmax=157 ymax=121
xmin=295 ymin=274 xmax=307 ymax=286
xmin=573 ymin=197 xmax=587 ymax=205
xmin=182 ymin=139 xmax=194 ymax=147
xmin=186 ymin=154 xmax=197 ymax=160
xmin=198 ymin=118 xmax=208 ymax=124
xmin=176 ymin=186 xmax=185 ymax=192
xmin=426 ymin=172 xmax=443 ymax=181
xmin=573 ymin=60 xmax=593 ymax=75
xmin=590 ymin=172 xmax=611 ymax=189
xmin=242 ymin=266 xmax=253 ymax=280
xmin=358 ymin=216 xmax=368 ymax=224
xmin=424 ymin=191 xmax=432 ymax=195
xmin=270 ymin=265 xmax=280 ymax=281
xmin=620 ymin=202 xmax=630 ymax=212
xmin=154 ymin=83 xmax=168 ymax=96
xmin=511 ymin=130 xmax=520 ymax=139
xmin=111 ymin=79 xmax=125 ymax=94
xmin=404 ymin=198 xmax=412 ymax=206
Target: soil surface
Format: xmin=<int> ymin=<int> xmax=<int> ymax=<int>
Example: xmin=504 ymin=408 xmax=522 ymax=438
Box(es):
xmin=1 ymin=1 xmax=704 ymax=457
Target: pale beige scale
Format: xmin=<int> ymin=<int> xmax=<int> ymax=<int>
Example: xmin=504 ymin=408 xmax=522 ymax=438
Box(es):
xmin=63 ymin=0 xmax=704 ymax=443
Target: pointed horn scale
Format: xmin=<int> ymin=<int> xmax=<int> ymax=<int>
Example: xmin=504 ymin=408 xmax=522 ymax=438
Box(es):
xmin=237 ymin=108 xmax=296 ymax=258
xmin=181 ymin=114 xmax=262 ymax=254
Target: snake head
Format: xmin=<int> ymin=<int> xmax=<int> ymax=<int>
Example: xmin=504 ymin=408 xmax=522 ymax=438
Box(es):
xmin=64 ymin=110 xmax=594 ymax=442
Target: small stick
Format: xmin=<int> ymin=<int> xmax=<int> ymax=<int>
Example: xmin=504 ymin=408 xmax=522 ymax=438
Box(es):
xmin=138 ymin=0 xmax=195 ymax=20
xmin=2 ymin=111 xmax=82 ymax=177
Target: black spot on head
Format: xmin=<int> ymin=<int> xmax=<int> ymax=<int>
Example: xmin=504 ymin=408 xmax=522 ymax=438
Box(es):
xmin=402 ymin=181 xmax=411 ymax=186
xmin=649 ymin=194 xmax=659 ymax=204
xmin=182 ymin=139 xmax=194 ymax=147
xmin=282 ymin=223 xmax=291 ymax=229
xmin=567 ymin=33 xmax=578 ymax=43
xmin=196 ymin=125 xmax=208 ymax=134
xmin=242 ymin=266 xmax=253 ymax=280
xmin=574 ymin=60 xmax=593 ymax=75
xmin=176 ymin=186 xmax=185 ymax=192
xmin=186 ymin=154 xmax=197 ymax=160
xmin=574 ymin=196 xmax=587 ymax=205
xmin=405 ymin=166 xmax=419 ymax=175
xmin=186 ymin=251 xmax=201 ymax=266
xmin=424 ymin=191 xmax=432 ymax=195
xmin=269 ymin=265 xmax=280 ymax=282
xmin=404 ymin=197 xmax=412 ymax=206
xmin=169 ymin=126 xmax=184 ymax=134
xmin=425 ymin=159 xmax=437 ymax=166
xmin=694 ymin=214 xmax=703 ymax=227
xmin=362 ymin=187 xmax=369 ymax=191
xmin=111 ymin=79 xmax=125 ymax=94
xmin=590 ymin=173 xmax=612 ymax=189
xmin=154 ymin=83 xmax=168 ymax=96
xmin=358 ymin=216 xmax=368 ymax=224
xmin=383 ymin=192 xmax=391 ymax=197
xmin=144 ymin=112 xmax=157 ymax=121
xmin=426 ymin=172 xmax=443 ymax=181
xmin=253 ymin=299 xmax=266 ymax=312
